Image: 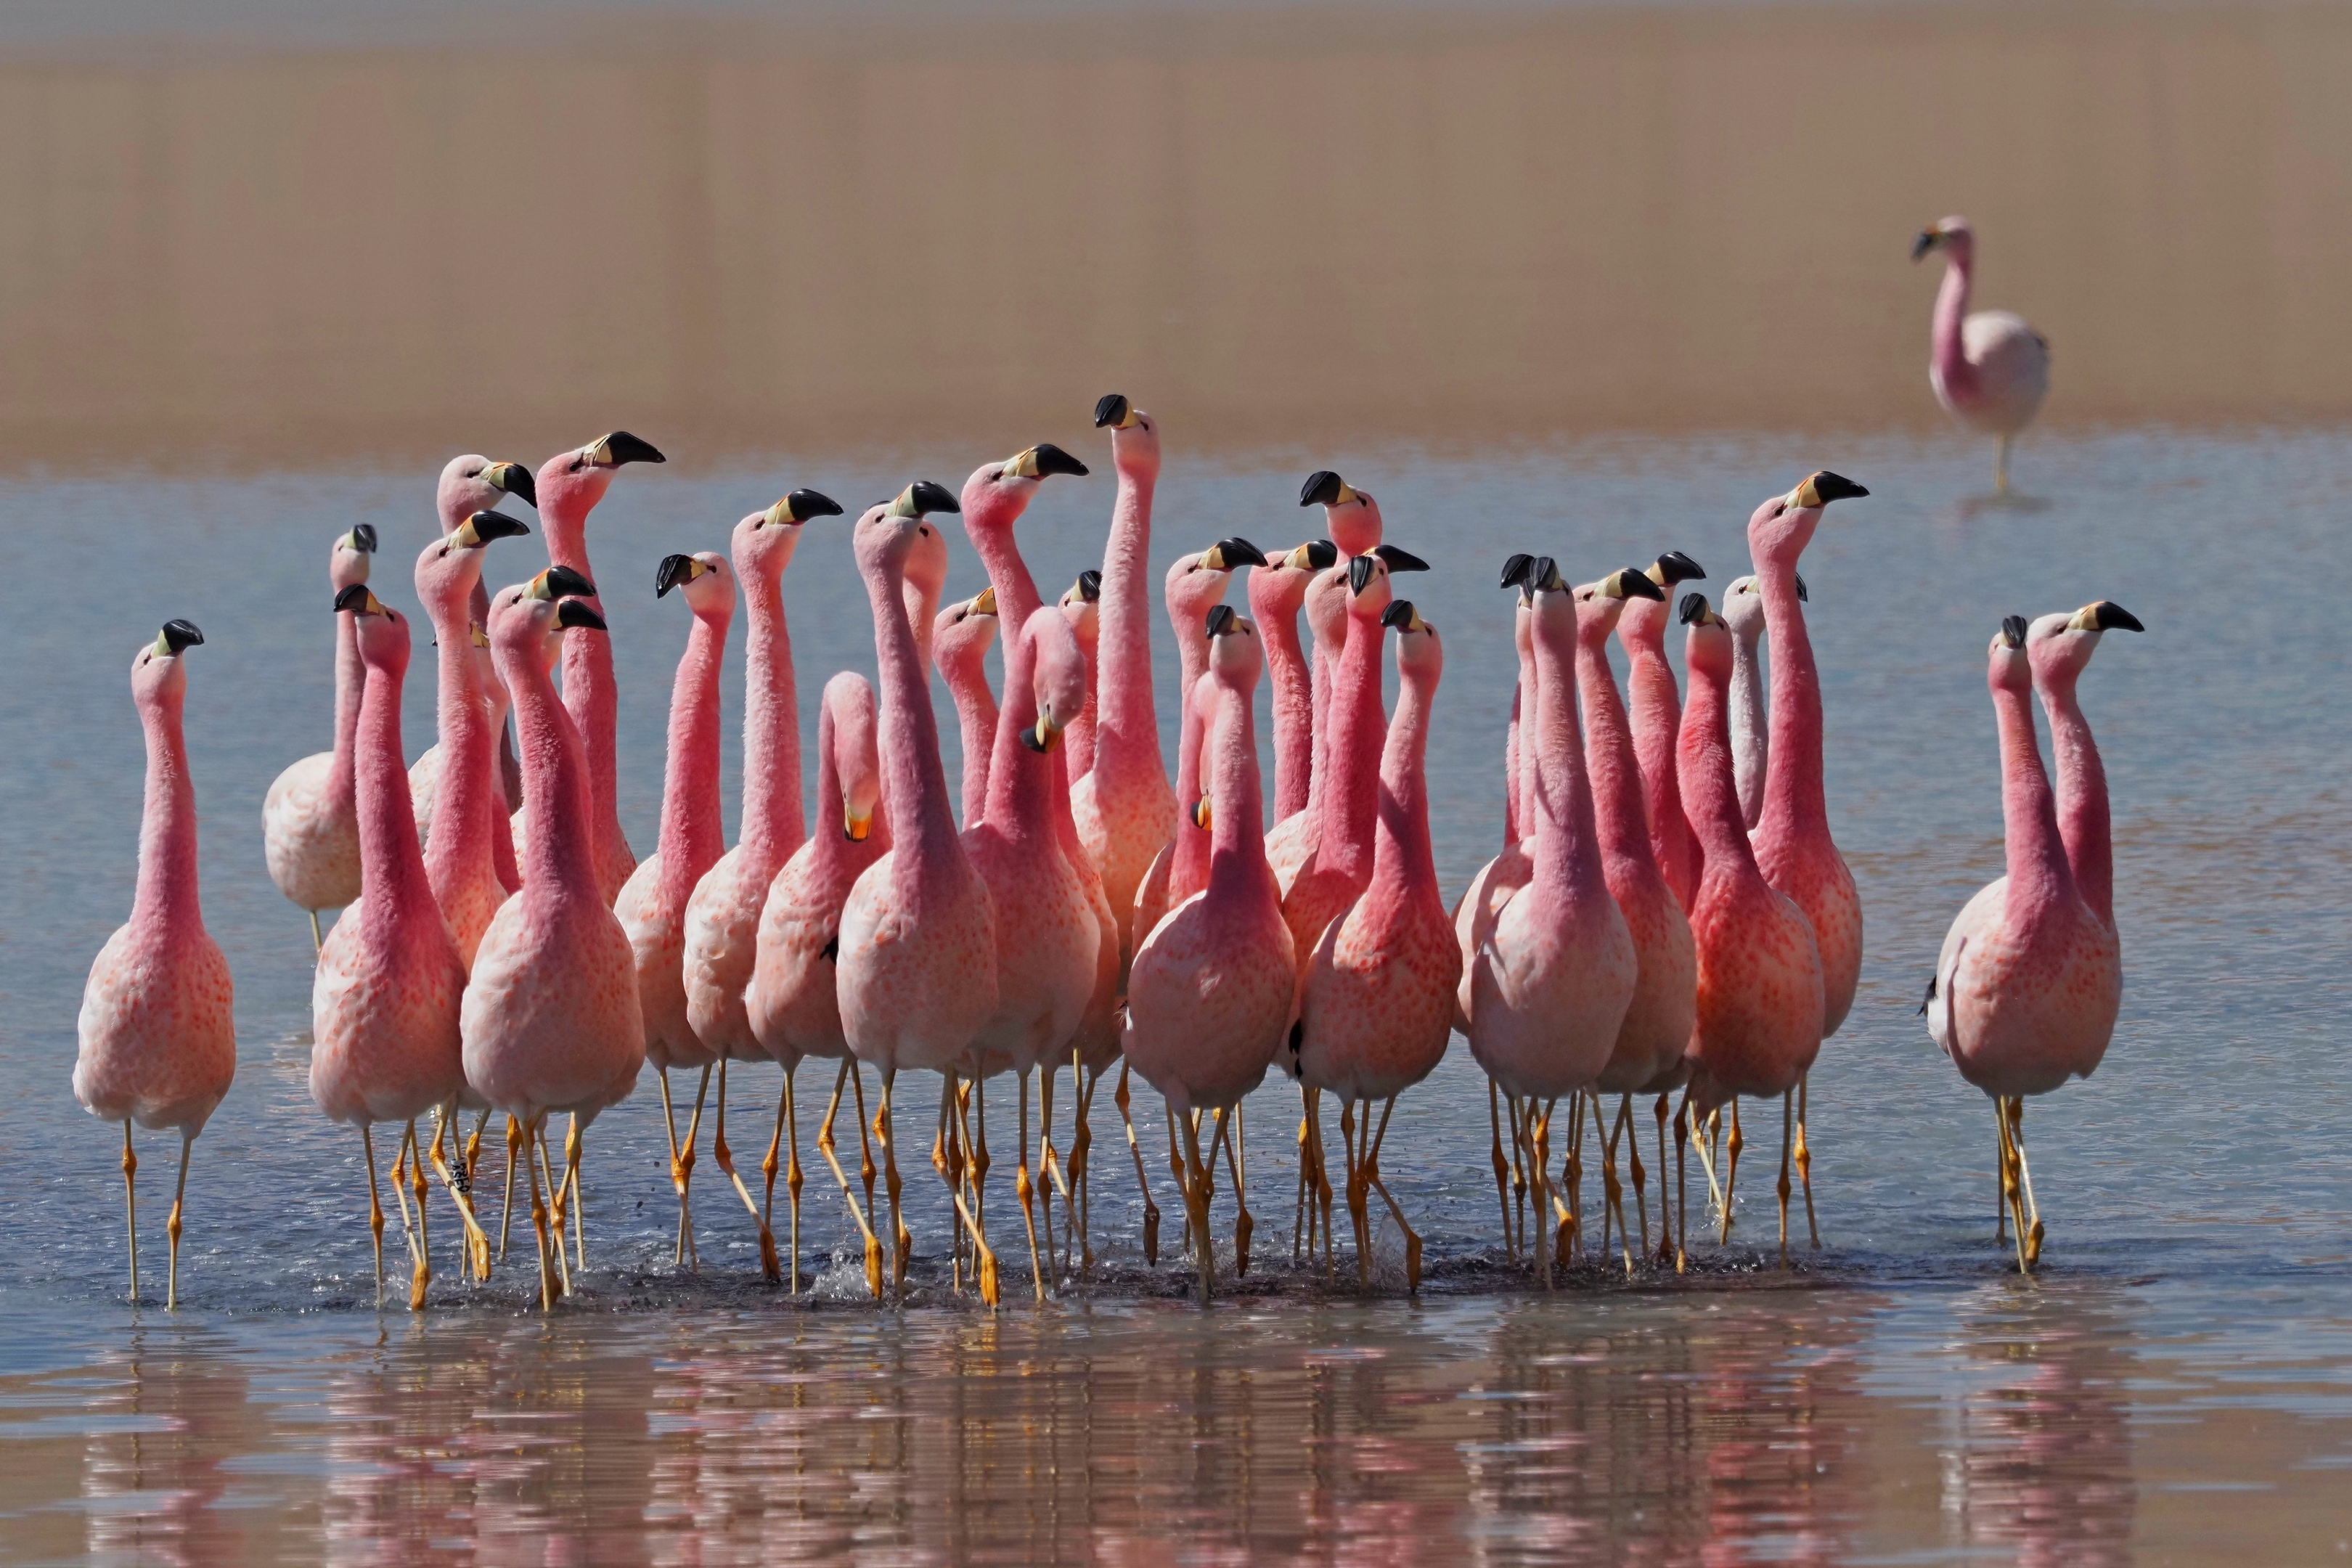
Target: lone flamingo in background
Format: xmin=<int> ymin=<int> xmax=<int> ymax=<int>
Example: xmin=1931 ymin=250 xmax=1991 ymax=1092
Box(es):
xmin=76 ymin=620 xmax=236 ymax=1310
xmin=1254 ymin=539 xmax=1338 ymax=887
xmin=1916 ymin=217 xmax=2049 ymax=493
xmin=1060 ymin=571 xmax=1102 ymax=783
xmin=1467 ymin=561 xmax=1638 ymax=1280
xmin=1614 ymin=551 xmax=1707 ymax=913
xmin=680 ymin=490 xmax=841 ymax=1284
xmin=837 ymin=485 xmax=998 ymax=1301
xmin=748 ymin=671 xmax=891 ymax=1291
xmin=1295 ymin=571 xmax=1461 ymax=1291
xmin=410 ymin=454 xmax=536 ymax=844
xmin=935 ymin=589 xmax=1001 ymax=828
xmin=1927 ymin=603 xmax=2136 ymax=1271
xmin=310 ymin=587 xmax=472 ymax=1309
xmin=462 ymin=570 xmax=644 ymax=1310
xmin=412 ymin=511 xmax=533 ymax=968
xmin=264 ymin=526 xmax=375 ymax=952
xmin=1675 ymin=593 xmax=1824 ymax=1267
xmin=1747 ymin=472 xmax=1869 ymax=1241
xmin=614 ymin=551 xmax=735 ymax=1273
xmin=1125 ymin=605 xmax=1295 ymax=1302
xmin=534 ymin=431 xmax=666 ymax=905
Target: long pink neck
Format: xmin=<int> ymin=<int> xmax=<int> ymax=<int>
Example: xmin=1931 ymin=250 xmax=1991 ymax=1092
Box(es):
xmin=740 ymin=564 xmax=804 ymax=866
xmin=1304 ymin=642 xmax=1333 ymax=830
xmin=657 ymin=611 xmax=730 ymax=907
xmin=869 ymin=555 xmax=961 ymax=882
xmin=1678 ymin=655 xmax=1763 ymax=881
xmin=1754 ymin=556 xmax=1830 ymax=846
xmin=983 ymin=624 xmax=1055 ymax=847
xmin=1530 ymin=617 xmax=1610 ymax=905
xmin=1623 ymin=617 xmax=1697 ymax=899
xmin=1729 ymin=624 xmax=1769 ymax=830
xmin=1513 ymin=634 xmax=1540 ymax=844
xmin=486 ymin=679 xmax=520 ymax=893
xmin=2036 ymin=671 xmax=2112 ymax=923
xmin=132 ymin=691 xmax=201 ymax=935
xmin=543 ymin=497 xmax=621 ymax=841
xmin=944 ymin=657 xmax=998 ymax=830
xmin=971 ymin=502 xmax=1045 ymax=632
xmin=1095 ymin=466 xmax=1163 ymax=784
xmin=355 ymin=650 xmax=434 ymax=936
xmin=1254 ymin=588 xmax=1314 ymax=821
xmin=1066 ymin=626 xmax=1099 ymax=783
xmin=1993 ymin=679 xmax=2075 ymax=916
xmin=1503 ymin=685 xmax=1521 ymax=846
xmin=1204 ymin=679 xmax=1276 ymax=908
xmin=1932 ymin=250 xmax=1978 ymax=401
xmin=422 ymin=593 xmax=499 ymax=907
xmin=327 ymin=610 xmax=361 ymax=805
xmin=1365 ymin=661 xmax=1442 ymax=918
xmin=1172 ymin=629 xmax=1211 ymax=896
xmin=1575 ymin=622 xmax=1655 ymax=876
xmin=499 ymin=633 xmax=597 ymax=898
xmin=1315 ymin=613 xmax=1385 ymax=889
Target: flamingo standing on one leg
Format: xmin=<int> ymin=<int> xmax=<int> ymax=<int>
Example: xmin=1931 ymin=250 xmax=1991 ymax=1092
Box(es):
xmin=410 ymin=455 xmax=536 ymax=846
xmin=264 ymin=526 xmax=376 ymax=953
xmin=75 ymin=621 xmax=236 ymax=1310
xmin=1125 ymin=605 xmax=1295 ymax=1302
xmin=1294 ymin=563 xmax=1461 ymax=1291
xmin=1927 ymin=603 xmax=2137 ymax=1271
xmin=412 ymin=511 xmax=533 ymax=968
xmin=310 ymin=587 xmax=473 ymax=1308
xmin=1674 ymin=593 xmax=1824 ymax=1267
xmin=613 ymin=552 xmax=735 ymax=1273
xmin=1252 ymin=539 xmax=1336 ymax=886
xmin=679 ymin=490 xmax=842 ymax=1281
xmin=1747 ymin=472 xmax=1870 ymax=1243
xmin=935 ymin=589 xmax=1000 ymax=828
xmin=1914 ymin=217 xmax=2050 ymax=494
xmin=462 ymin=571 xmax=645 ymax=1310
xmin=532 ymin=431 xmax=666 ymax=906
xmin=837 ymin=485 xmax=999 ymax=1302
xmin=748 ymin=671 xmax=891 ymax=1292
xmin=1613 ymin=551 xmax=1707 ymax=915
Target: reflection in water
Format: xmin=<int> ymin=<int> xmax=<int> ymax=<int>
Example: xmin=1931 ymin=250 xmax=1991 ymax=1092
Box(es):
xmin=80 ymin=1331 xmax=250 ymax=1567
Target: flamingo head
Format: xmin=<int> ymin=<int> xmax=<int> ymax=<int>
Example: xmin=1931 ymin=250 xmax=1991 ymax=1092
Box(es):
xmin=488 ymin=565 xmax=603 ymax=665
xmin=2026 ymin=600 xmax=2142 ymax=690
xmin=732 ymin=488 xmax=844 ymax=586
xmin=854 ymin=482 xmax=960 ymax=585
xmin=823 ymin=671 xmax=883 ymax=844
xmin=415 ymin=509 xmax=529 ymax=619
xmin=1572 ymin=565 xmax=1666 ymax=640
xmin=1249 ymin=539 xmax=1335 ymax=623
xmin=1342 ymin=543 xmax=1429 ymax=625
xmin=932 ymin=586 xmax=999 ymax=688
xmin=437 ymin=454 xmax=537 ymax=533
xmin=962 ymin=444 xmax=1090 ymax=554
xmin=656 ymin=550 xmax=735 ymax=629
xmin=1912 ymin=216 xmax=1975 ymax=265
xmin=1381 ymin=598 xmax=1444 ymax=686
xmin=1021 ymin=609 xmax=1090 ymax=755
xmin=1300 ymin=470 xmax=1384 ymax=558
xmin=1304 ymin=559 xmax=1352 ymax=657
xmin=1989 ymin=613 xmax=2034 ymax=693
xmin=1749 ymin=472 xmax=1867 ymax=568
xmin=1093 ymin=394 xmax=1161 ymax=483
xmin=132 ymin=619 xmax=204 ymax=705
xmin=536 ymin=431 xmax=664 ymax=523
xmin=1167 ymin=536 xmax=1267 ymax=632
xmin=1616 ymin=550 xmax=1704 ymax=649
xmin=329 ymin=523 xmax=377 ymax=592
xmin=1677 ymin=591 xmax=1733 ymax=679
xmin=337 ymin=584 xmax=412 ymax=681
xmin=1204 ymin=603 xmax=1265 ymax=693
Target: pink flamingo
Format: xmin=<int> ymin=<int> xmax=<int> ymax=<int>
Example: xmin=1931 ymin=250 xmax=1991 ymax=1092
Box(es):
xmin=410 ymin=454 xmax=536 ymax=844
xmin=533 ymin=430 xmax=666 ymax=906
xmin=747 ymin=671 xmax=891 ymax=1291
xmin=678 ymin=490 xmax=842 ymax=1282
xmin=1254 ymin=539 xmax=1338 ymax=887
xmin=1926 ymin=604 xmax=2136 ymax=1271
xmin=411 ymin=510 xmax=532 ymax=970
xmin=1073 ymin=396 xmax=1177 ymax=971
xmin=1574 ymin=565 xmax=1697 ymax=1263
xmin=461 ymin=569 xmax=644 ymax=1310
xmin=1059 ymin=571 xmax=1101 ymax=784
xmin=1720 ymin=571 xmax=1806 ymax=833
xmin=1278 ymin=560 xmax=1354 ymax=902
xmin=1466 ymin=561 xmax=1638 ymax=1278
xmin=1747 ymin=471 xmax=1869 ymax=1238
xmin=75 ymin=621 xmax=235 ymax=1310
xmin=1613 ymin=550 xmax=1708 ymax=914
xmin=1675 ymin=592 xmax=1824 ymax=1266
xmin=2031 ymin=604 xmax=2138 ymax=932
xmin=1294 ymin=572 xmax=1461 ymax=1291
xmin=1451 ymin=559 xmax=1545 ymax=1036
xmin=310 ymin=586 xmax=472 ymax=1309
xmin=934 ymin=589 xmax=1001 ymax=828
xmin=1915 ymin=217 xmax=2050 ymax=492
xmin=613 ymin=551 xmax=735 ymax=1272
xmin=263 ymin=526 xmax=376 ymax=952
xmin=836 ymin=484 xmax=998 ymax=1301
xmin=1124 ymin=605 xmax=1295 ymax=1302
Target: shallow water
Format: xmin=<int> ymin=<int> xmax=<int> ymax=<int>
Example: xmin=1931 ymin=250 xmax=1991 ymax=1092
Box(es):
xmin=3 ymin=425 xmax=2348 ymax=1562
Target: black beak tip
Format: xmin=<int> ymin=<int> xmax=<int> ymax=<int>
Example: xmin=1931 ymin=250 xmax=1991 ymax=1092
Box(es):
xmin=161 ymin=618 xmax=204 ymax=653
xmin=1911 ymin=231 xmax=1937 ymax=262
xmin=1678 ymin=591 xmax=1710 ymax=626
xmin=2097 ymin=602 xmax=2145 ymax=633
xmin=1305 ymin=539 xmax=1339 ymax=570
xmin=1620 ymin=568 xmax=1666 ymax=602
xmin=499 ymin=468 xmax=539 ymax=509
xmin=1812 ymin=471 xmax=1870 ymax=503
xmin=558 ymin=599 xmax=608 ymax=632
xmin=603 ymin=430 xmax=666 ymax=465
xmin=791 ymin=488 xmax=846 ymax=520
xmin=1373 ymin=544 xmax=1429 ymax=573
xmin=2000 ymin=613 xmax=2030 ymax=648
xmin=655 ymin=553 xmax=694 ymax=597
xmin=1499 ymin=552 xmax=1534 ymax=592
xmin=544 ymin=564 xmax=597 ymax=600
xmin=1299 ymin=470 xmax=1344 ymax=508
xmin=348 ymin=523 xmax=378 ymax=555
xmin=1219 ymin=536 xmax=1268 ymax=568
xmin=1347 ymin=555 xmax=1377 ymax=595
xmin=333 ymin=583 xmax=370 ymax=613
xmin=1379 ymin=599 xmax=1416 ymax=629
xmin=1030 ymin=442 xmax=1091 ymax=479
xmin=1077 ymin=569 xmax=1103 ymax=603
xmin=1093 ymin=393 xmax=1130 ymax=429
xmin=1657 ymin=550 xmax=1706 ymax=585
xmin=470 ymin=509 xmax=531 ymax=542
xmin=1205 ymin=603 xmax=1236 ymax=637
xmin=911 ymin=480 xmax=962 ymax=515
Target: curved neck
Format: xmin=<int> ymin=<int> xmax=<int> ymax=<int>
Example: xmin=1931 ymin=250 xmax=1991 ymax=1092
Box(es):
xmin=868 ymin=556 xmax=961 ymax=868
xmin=1258 ymin=597 xmax=1313 ymax=821
xmin=1994 ymin=680 xmax=2075 ymax=912
xmin=1933 ymin=252 xmax=1978 ymax=399
xmin=944 ymin=659 xmax=998 ymax=830
xmin=2035 ymin=669 xmax=2110 ymax=921
xmin=1729 ymin=629 xmax=1769 ymax=831
xmin=541 ymin=494 xmax=592 ymax=578
xmin=1575 ymin=625 xmax=1653 ymax=871
xmin=424 ymin=595 xmax=498 ymax=891
xmin=658 ymin=613 xmax=731 ymax=906
xmin=1204 ymin=680 xmax=1273 ymax=905
xmin=1095 ymin=467 xmax=1161 ymax=773
xmin=499 ymin=635 xmax=597 ymax=896
xmin=1755 ymin=560 xmax=1829 ymax=843
xmin=356 ymin=653 xmax=433 ymax=926
xmin=740 ymin=567 xmax=804 ymax=864
xmin=327 ymin=610 xmax=362 ymax=804
xmin=1678 ymin=656 xmax=1761 ymax=878
xmin=132 ymin=693 xmax=201 ymax=931
xmin=1066 ymin=630 xmax=1099 ymax=784
xmin=1316 ymin=613 xmax=1385 ymax=886
xmin=969 ymin=505 xmax=1045 ymax=634
xmin=1530 ymin=619 xmax=1607 ymax=895
xmin=984 ymin=627 xmax=1053 ymax=842
xmin=1367 ymin=666 xmax=1440 ymax=907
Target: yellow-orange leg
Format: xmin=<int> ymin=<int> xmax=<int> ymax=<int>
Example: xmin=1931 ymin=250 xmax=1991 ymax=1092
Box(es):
xmin=1167 ymin=1103 xmax=1191 ymax=1254
xmin=120 ymin=1124 xmax=142 ymax=1304
xmin=1653 ymin=1094 xmax=1675 ymax=1268
xmin=2012 ymin=1098 xmax=2043 ymax=1269
xmin=879 ymin=1069 xmax=910 ymax=1298
xmin=1217 ymin=1106 xmax=1254 ymax=1277
xmin=774 ymin=1067 xmax=802 ymax=1294
xmin=523 ymin=1116 xmax=555 ymax=1312
xmin=428 ymin=1101 xmax=491 ymax=1282
xmin=1545 ymin=1098 xmax=1575 ymax=1275
xmin=361 ymin=1124 xmax=386 ymax=1307
xmin=852 ymin=1066 xmax=889 ymax=1265
xmin=942 ymin=1071 xmax=1000 ymax=1306
xmin=1357 ymin=1098 xmax=1418 ymax=1291
xmin=1177 ymin=1104 xmax=1216 ymax=1304
xmin=1070 ymin=1054 xmax=1099 ymax=1274
xmin=164 ymin=1132 xmax=192 ymax=1311
xmin=817 ymin=1059 xmax=885 ymax=1299
xmin=1776 ymin=1090 xmax=1794 ymax=1268
xmin=1673 ymin=1092 xmax=1691 ymax=1273
xmin=1622 ymin=1095 xmax=1651 ymax=1262
xmin=712 ymin=1059 xmax=782 ymax=1283
xmin=1037 ymin=1063 xmax=1064 ymax=1281
xmin=1525 ymin=1098 xmax=1551 ymax=1288
xmin=536 ymin=1123 xmax=572 ymax=1298
xmin=1563 ymin=1092 xmax=1585 ymax=1267
xmin=387 ymin=1124 xmax=425 ymax=1299
xmin=1016 ymin=1071 xmax=1046 ymax=1304
xmin=1506 ymin=1093 xmax=1531 ymax=1259
xmin=1294 ymin=1085 xmax=1314 ymax=1267
xmin=498 ymin=1115 xmax=521 ymax=1262
xmin=1115 ymin=1062 xmax=1159 ymax=1265
xmin=1695 ymin=1106 xmax=1726 ymax=1224
xmin=409 ymin=1119 xmax=435 ymax=1308
xmin=934 ymin=1073 xmax=965 ymax=1290
xmin=1993 ymin=1110 xmax=2009 ymax=1244
xmin=656 ymin=1065 xmax=697 ymax=1270
xmin=1487 ymin=1082 xmax=1514 ymax=1265
xmin=564 ymin=1116 xmax=586 ymax=1275
xmin=309 ymin=909 xmax=324 ymax=955
xmin=1719 ymin=1101 xmax=1745 ymax=1246
xmin=1591 ymin=1095 xmax=1627 ymax=1271
xmin=1795 ymin=1072 xmax=1819 ymax=1249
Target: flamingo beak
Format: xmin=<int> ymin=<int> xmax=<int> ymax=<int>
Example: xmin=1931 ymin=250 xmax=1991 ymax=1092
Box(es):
xmin=586 ymin=430 xmax=666 ymax=467
xmin=1788 ymin=471 xmax=1870 ymax=509
xmin=844 ymin=810 xmax=873 ymax=843
xmin=556 ymin=598 xmax=608 ymax=632
xmin=453 ymin=510 xmax=531 ymax=549
xmin=1299 ymin=470 xmax=1359 ymax=508
xmin=2067 ymin=601 xmax=2144 ymax=633
xmin=971 ymin=585 xmax=998 ymax=618
xmin=334 ymin=584 xmax=388 ymax=617
xmin=483 ymin=461 xmax=537 ymax=509
xmin=152 ymin=619 xmax=205 ymax=657
xmin=1022 ymin=715 xmax=1065 ymax=754
xmin=1191 ymin=796 xmax=1213 ymax=832
xmin=1094 ymin=393 xmax=1143 ymax=430
xmin=1912 ymin=226 xmax=1942 ymax=262
xmin=1003 ymin=444 xmax=1090 ymax=481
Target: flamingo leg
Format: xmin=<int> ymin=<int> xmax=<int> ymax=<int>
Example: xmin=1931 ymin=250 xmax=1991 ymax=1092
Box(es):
xmin=1309 ymin=1089 xmax=1336 ymax=1281
xmin=163 ymin=1132 xmax=193 ymax=1311
xmin=1016 ymin=1071 xmax=1045 ymax=1304
xmin=1071 ymin=1055 xmax=1098 ymax=1274
xmin=1622 ymin=1095 xmax=1651 ymax=1262
xmin=1487 ymin=1082 xmax=1512 ymax=1265
xmin=1218 ymin=1106 xmax=1253 ymax=1278
xmin=2009 ymin=1097 xmax=2043 ymax=1271
xmin=817 ymin=1059 xmax=884 ymax=1299
xmin=1796 ymin=1071 xmax=1819 ymax=1249
xmin=1695 ymin=1106 xmax=1725 ymax=1223
xmin=679 ymin=1067 xmax=711 ymax=1270
xmin=1673 ymin=1092 xmax=1692 ymax=1273
xmin=1719 ymin=1101 xmax=1745 ymax=1246
xmin=1994 ymin=1108 xmax=2009 ymax=1244
xmin=1506 ymin=1093 xmax=1530 ymax=1260
xmin=1338 ymin=1098 xmax=1367 ymax=1286
xmin=387 ymin=1124 xmax=425 ymax=1297
xmin=1591 ymin=1095 xmax=1625 ymax=1271
xmin=1293 ymin=1086 xmax=1312 ymax=1267
xmin=410 ymin=1118 xmax=436 ymax=1307
xmin=712 ymin=1058 xmax=782 ymax=1283
xmin=942 ymin=1071 xmax=1000 ymax=1307
xmin=777 ymin=1066 xmax=802 ymax=1294
xmin=1177 ymin=1103 xmax=1214 ymax=1304
xmin=1167 ymin=1103 xmax=1191 ymax=1254
xmin=1362 ymin=1097 xmax=1421 ymax=1291
xmin=309 ymin=908 xmax=324 ymax=955
xmin=1114 ymin=1061 xmax=1159 ymax=1265
xmin=1776 ymin=1090 xmax=1794 ymax=1269
xmin=1653 ymin=1094 xmax=1675 ymax=1267
xmin=1545 ymin=1098 xmax=1574 ymax=1276
xmin=361 ymin=1124 xmax=386 ymax=1307
xmin=499 ymin=1115 xmax=520 ymax=1262
xmin=852 ymin=1066 xmax=886 ymax=1261
xmin=879 ymin=1069 xmax=907 ymax=1298
xmin=1526 ymin=1099 xmax=1551 ymax=1289
xmin=1038 ymin=1063 xmax=1064 ymax=1281
xmin=564 ymin=1116 xmax=585 ymax=1275
xmin=968 ymin=1077 xmax=993 ymax=1286
xmin=657 ymin=1066 xmax=693 ymax=1270
xmin=523 ymin=1116 xmax=555 ymax=1312
xmin=428 ymin=1102 xmax=489 ymax=1282
xmin=535 ymin=1124 xmax=571 ymax=1299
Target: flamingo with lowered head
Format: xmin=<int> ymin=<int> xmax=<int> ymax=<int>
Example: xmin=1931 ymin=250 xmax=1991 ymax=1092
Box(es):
xmin=263 ymin=526 xmax=375 ymax=952
xmin=76 ymin=620 xmax=236 ymax=1310
xmin=1125 ymin=605 xmax=1295 ymax=1302
xmin=1915 ymin=217 xmax=2050 ymax=493
xmin=613 ymin=551 xmax=735 ymax=1273
xmin=1926 ymin=603 xmax=2137 ymax=1271
xmin=1060 ymin=571 xmax=1101 ymax=783
xmin=462 ymin=568 xmax=644 ymax=1310
xmin=311 ymin=585 xmax=473 ymax=1309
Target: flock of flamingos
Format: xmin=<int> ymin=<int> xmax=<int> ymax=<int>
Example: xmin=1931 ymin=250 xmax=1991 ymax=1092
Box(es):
xmin=72 ymin=219 xmax=2127 ymax=1313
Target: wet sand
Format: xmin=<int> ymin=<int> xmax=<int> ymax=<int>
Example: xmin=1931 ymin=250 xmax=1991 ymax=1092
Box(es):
xmin=3 ymin=1 xmax=2350 ymax=471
